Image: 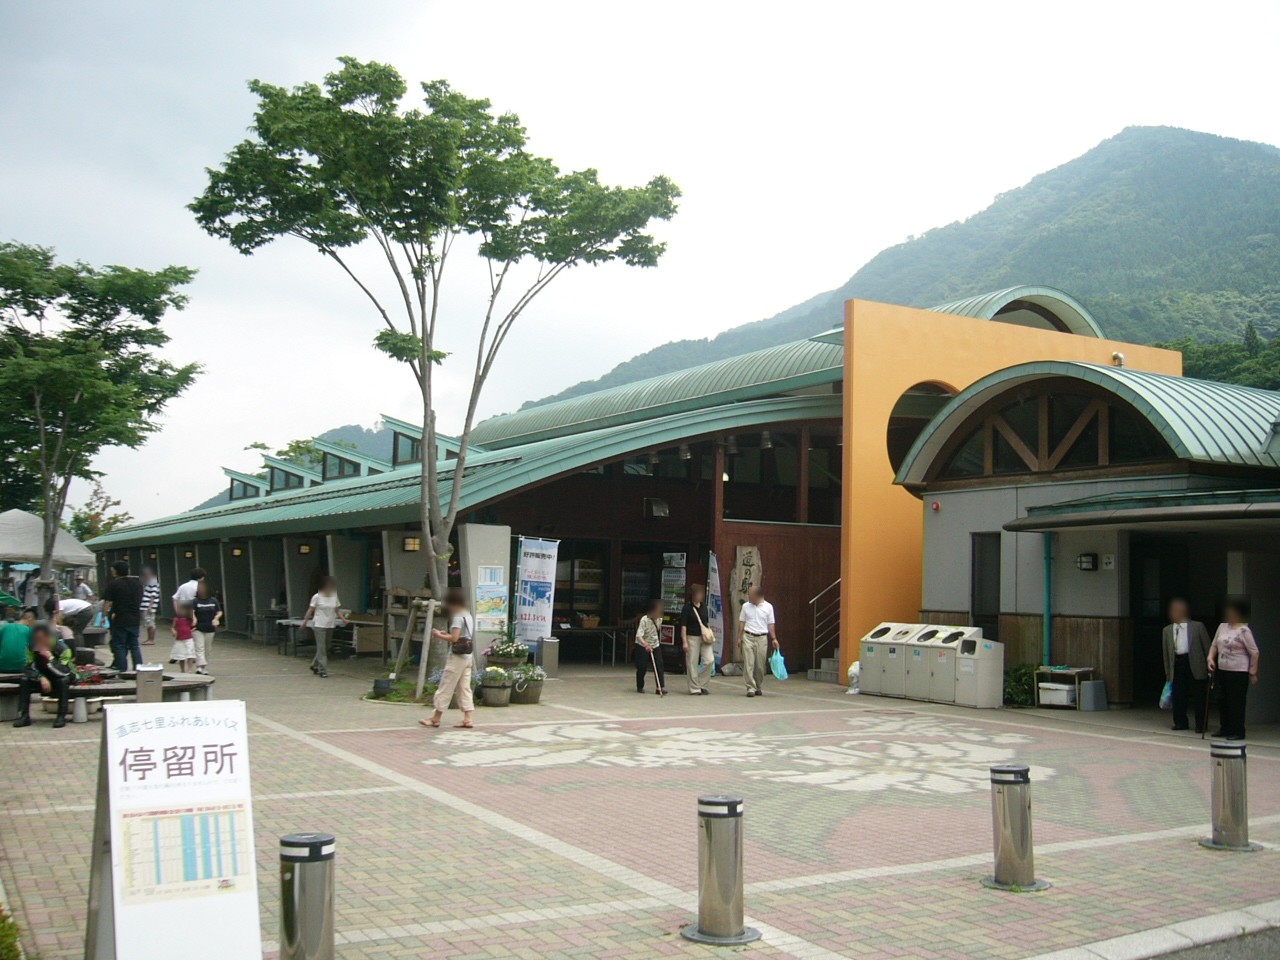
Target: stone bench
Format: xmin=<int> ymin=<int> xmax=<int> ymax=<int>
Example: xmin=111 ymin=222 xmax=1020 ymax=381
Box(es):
xmin=0 ymin=674 xmax=215 ymax=723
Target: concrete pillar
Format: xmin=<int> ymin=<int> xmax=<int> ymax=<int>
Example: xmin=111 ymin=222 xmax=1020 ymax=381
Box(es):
xmin=249 ymin=540 xmax=285 ymax=613
xmin=326 ymin=534 xmax=366 ymax=613
xmin=156 ymin=546 xmax=177 ymax=618
xmin=282 ymin=536 xmax=324 ymax=616
xmin=220 ymin=542 xmax=252 ymax=634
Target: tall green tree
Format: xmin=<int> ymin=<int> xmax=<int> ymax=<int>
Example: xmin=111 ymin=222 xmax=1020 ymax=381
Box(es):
xmin=192 ymin=57 xmax=679 ymax=594
xmin=0 ymin=242 xmax=198 ymax=579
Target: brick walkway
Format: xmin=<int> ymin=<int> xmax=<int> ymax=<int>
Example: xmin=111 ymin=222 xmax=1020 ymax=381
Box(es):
xmin=2 ymin=637 xmax=1278 ymax=959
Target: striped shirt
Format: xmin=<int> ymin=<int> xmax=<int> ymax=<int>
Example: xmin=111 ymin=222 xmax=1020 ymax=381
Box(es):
xmin=141 ymin=578 xmax=161 ymax=612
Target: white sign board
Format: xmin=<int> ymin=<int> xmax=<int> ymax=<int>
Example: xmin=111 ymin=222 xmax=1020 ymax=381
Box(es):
xmin=707 ymin=552 xmax=726 ymax=660
xmin=86 ymin=700 xmax=261 ymax=959
xmin=515 ymin=537 xmax=559 ymax=642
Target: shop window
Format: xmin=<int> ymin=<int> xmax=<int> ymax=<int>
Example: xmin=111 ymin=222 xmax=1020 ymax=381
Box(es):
xmin=553 ymin=541 xmax=608 ymax=626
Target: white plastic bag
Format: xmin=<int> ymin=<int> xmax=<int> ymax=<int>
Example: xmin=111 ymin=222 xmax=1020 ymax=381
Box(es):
xmin=846 ymin=660 xmax=861 ymax=695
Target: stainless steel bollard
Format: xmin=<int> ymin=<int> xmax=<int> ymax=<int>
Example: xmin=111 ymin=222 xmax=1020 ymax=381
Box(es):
xmin=680 ymin=796 xmax=761 ymax=945
xmin=1199 ymin=742 xmax=1261 ymax=852
xmin=981 ymin=765 xmax=1050 ymax=891
xmin=280 ymin=833 xmax=336 ymax=960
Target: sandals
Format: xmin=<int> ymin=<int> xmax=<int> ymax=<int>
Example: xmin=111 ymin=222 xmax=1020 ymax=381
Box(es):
xmin=453 ymin=722 xmax=474 ymax=729
xmin=419 ymin=718 xmax=440 ymax=728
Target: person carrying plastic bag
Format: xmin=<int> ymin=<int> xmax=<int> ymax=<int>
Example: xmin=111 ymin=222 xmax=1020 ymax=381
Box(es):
xmin=737 ymin=585 xmax=780 ymax=697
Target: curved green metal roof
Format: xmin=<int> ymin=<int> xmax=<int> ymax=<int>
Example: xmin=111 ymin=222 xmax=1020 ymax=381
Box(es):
xmin=88 ymin=394 xmax=842 ymax=548
xmin=895 ymin=361 xmax=1280 ymax=486
xmin=470 ymin=338 xmax=843 ymax=449
xmin=929 ymin=285 xmax=1104 ymax=338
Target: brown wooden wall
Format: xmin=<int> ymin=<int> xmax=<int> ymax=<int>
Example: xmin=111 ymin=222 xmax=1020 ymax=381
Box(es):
xmin=1000 ymin=613 xmax=1134 ymax=705
xmin=920 ymin=610 xmax=972 ymax=626
xmin=715 ymin=520 xmax=841 ymax=670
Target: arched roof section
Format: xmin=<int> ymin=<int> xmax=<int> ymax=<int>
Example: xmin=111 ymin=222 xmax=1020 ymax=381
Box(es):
xmin=470 ymin=339 xmax=843 ymax=449
xmin=929 ymin=285 xmax=1104 ymax=338
xmin=88 ymin=394 xmax=843 ymax=548
xmin=896 ymin=361 xmax=1280 ymax=486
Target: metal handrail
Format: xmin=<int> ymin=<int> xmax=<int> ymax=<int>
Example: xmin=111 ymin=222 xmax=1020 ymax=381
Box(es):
xmin=809 ymin=577 xmax=841 ymax=666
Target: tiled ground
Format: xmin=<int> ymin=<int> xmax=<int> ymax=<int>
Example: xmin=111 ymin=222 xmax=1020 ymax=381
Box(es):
xmin=2 ymin=637 xmax=1278 ymax=959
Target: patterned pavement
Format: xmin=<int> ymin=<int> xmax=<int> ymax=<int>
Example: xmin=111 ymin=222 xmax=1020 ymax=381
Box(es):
xmin=2 ymin=637 xmax=1278 ymax=959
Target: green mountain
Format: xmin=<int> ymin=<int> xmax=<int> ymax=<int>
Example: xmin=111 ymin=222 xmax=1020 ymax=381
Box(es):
xmin=527 ymin=126 xmax=1280 ymax=408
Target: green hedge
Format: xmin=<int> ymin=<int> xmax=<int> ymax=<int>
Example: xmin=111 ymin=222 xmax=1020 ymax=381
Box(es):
xmin=0 ymin=905 xmax=21 ymax=960
xmin=1003 ymin=663 xmax=1038 ymax=707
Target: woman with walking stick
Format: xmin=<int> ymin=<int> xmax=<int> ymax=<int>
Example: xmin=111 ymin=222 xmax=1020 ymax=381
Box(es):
xmin=1208 ymin=599 xmax=1260 ymax=741
xmin=635 ymin=598 xmax=666 ymax=695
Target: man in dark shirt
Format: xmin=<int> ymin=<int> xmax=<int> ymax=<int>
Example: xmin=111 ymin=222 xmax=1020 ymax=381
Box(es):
xmin=102 ymin=560 xmax=145 ymax=671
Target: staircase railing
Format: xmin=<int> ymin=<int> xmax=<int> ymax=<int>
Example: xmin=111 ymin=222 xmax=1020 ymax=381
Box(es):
xmin=809 ymin=577 xmax=841 ymax=666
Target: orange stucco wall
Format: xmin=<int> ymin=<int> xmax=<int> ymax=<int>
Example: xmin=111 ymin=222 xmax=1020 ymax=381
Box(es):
xmin=838 ymin=299 xmax=1183 ymax=674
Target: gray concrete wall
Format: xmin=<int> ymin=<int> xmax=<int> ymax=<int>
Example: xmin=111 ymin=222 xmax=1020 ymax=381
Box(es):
xmin=219 ymin=542 xmax=252 ymax=633
xmin=155 ymin=546 xmax=177 ymax=618
xmin=383 ymin=529 xmax=432 ymax=593
xmin=921 ymin=475 xmax=1190 ymax=618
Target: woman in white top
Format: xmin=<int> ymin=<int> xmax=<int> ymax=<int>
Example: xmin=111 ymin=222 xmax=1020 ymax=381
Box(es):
xmin=301 ymin=576 xmax=343 ymax=678
xmin=420 ymin=588 xmax=476 ymax=729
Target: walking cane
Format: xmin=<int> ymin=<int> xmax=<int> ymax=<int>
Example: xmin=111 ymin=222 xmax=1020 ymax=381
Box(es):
xmin=647 ymin=645 xmax=665 ymax=696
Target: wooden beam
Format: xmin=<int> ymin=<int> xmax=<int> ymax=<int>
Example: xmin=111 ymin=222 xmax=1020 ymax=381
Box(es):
xmin=991 ymin=414 xmax=1039 ymax=472
xmin=1047 ymin=399 xmax=1104 ymax=471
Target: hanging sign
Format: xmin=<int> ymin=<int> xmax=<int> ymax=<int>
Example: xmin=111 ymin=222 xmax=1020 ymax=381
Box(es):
xmin=85 ymin=700 xmax=261 ymax=959
xmin=707 ymin=552 xmax=726 ymax=660
xmin=515 ymin=537 xmax=559 ymax=642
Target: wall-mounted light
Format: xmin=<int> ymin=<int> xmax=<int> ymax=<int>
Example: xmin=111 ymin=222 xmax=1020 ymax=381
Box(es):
xmin=647 ymin=451 xmax=660 ymax=467
xmin=231 ymin=547 xmax=244 ymax=558
xmin=148 ymin=552 xmax=157 ymax=560
xmin=722 ymin=471 xmax=730 ymax=482
xmin=726 ymin=434 xmax=739 ymax=456
xmin=184 ymin=550 xmax=194 ymax=559
xmin=679 ymin=444 xmax=691 ymax=461
xmin=402 ymin=537 xmax=421 ymax=552
xmin=760 ymin=430 xmax=773 ymax=449
xmin=298 ymin=544 xmax=312 ymax=556
xmin=1075 ymin=553 xmax=1098 ymax=572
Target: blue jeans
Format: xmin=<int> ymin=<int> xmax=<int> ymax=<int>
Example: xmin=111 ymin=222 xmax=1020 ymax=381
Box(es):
xmin=110 ymin=625 xmax=144 ymax=671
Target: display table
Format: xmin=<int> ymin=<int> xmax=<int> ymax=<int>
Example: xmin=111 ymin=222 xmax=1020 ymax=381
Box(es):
xmin=1035 ymin=666 xmax=1094 ymax=709
xmin=551 ymin=626 xmax=628 ymax=666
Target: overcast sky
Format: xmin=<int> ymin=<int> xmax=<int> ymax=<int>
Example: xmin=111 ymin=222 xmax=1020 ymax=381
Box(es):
xmin=4 ymin=0 xmax=1280 ymax=522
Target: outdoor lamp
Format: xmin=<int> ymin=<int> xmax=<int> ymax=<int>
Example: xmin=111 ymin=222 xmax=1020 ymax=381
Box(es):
xmin=647 ymin=451 xmax=660 ymax=467
xmin=231 ymin=547 xmax=244 ymax=557
xmin=402 ymin=536 xmax=421 ymax=552
xmin=726 ymin=434 xmax=739 ymax=456
xmin=679 ymin=444 xmax=691 ymax=461
xmin=184 ymin=550 xmax=194 ymax=559
xmin=760 ymin=430 xmax=773 ymax=449
xmin=297 ymin=543 xmax=312 ymax=555
xmin=1074 ymin=553 xmax=1098 ymax=571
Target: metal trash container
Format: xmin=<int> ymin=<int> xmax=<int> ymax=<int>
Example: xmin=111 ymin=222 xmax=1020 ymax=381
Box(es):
xmin=135 ymin=663 xmax=165 ymax=703
xmin=280 ymin=833 xmax=336 ymax=960
xmin=1199 ymin=741 xmax=1261 ymax=852
xmin=1078 ymin=680 xmax=1108 ymax=711
xmin=680 ymin=796 xmax=761 ymax=945
xmin=536 ymin=637 xmax=559 ymax=679
xmin=981 ymin=765 xmax=1049 ymax=891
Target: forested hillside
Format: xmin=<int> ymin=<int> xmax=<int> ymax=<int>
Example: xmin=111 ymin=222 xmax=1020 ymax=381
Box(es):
xmin=528 ymin=126 xmax=1280 ymax=408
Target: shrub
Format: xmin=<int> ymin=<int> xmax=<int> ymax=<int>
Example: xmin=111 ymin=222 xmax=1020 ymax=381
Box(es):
xmin=480 ymin=666 xmax=511 ymax=685
xmin=1004 ymin=663 xmax=1037 ymax=706
xmin=0 ymin=906 xmax=21 ymax=960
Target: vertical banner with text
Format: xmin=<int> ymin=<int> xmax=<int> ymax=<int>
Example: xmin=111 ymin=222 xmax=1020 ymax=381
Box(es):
xmin=707 ymin=551 xmax=726 ymax=660
xmin=515 ymin=536 xmax=560 ymax=643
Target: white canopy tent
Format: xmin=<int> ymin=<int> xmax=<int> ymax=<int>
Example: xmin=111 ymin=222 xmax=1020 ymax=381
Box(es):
xmin=0 ymin=509 xmax=95 ymax=568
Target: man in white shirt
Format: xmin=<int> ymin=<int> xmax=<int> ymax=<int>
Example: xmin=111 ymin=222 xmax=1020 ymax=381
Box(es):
xmin=73 ymin=575 xmax=95 ymax=602
xmin=736 ymin=585 xmax=779 ymax=698
xmin=172 ymin=567 xmax=206 ymax=611
xmin=51 ymin=596 xmax=95 ymax=646
xmin=1162 ymin=598 xmax=1211 ymax=733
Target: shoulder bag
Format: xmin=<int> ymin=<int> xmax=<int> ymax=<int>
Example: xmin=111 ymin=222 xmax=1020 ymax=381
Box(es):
xmin=690 ymin=604 xmax=715 ymax=644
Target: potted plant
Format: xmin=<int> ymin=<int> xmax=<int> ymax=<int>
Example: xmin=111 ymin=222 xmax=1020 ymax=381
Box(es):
xmin=510 ymin=663 xmax=546 ymax=704
xmin=479 ymin=666 xmax=513 ymax=706
xmin=485 ymin=626 xmax=531 ymax=671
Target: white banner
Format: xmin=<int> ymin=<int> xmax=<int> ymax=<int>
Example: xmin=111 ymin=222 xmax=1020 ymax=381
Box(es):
xmin=88 ymin=700 xmax=261 ymax=959
xmin=515 ymin=537 xmax=559 ymax=642
xmin=707 ymin=552 xmax=726 ymax=660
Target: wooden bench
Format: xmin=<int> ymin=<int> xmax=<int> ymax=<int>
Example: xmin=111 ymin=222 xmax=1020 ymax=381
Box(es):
xmin=0 ymin=674 xmax=215 ymax=723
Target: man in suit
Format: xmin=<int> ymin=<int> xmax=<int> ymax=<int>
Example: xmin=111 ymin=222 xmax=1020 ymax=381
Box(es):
xmin=1162 ymin=598 xmax=1211 ymax=733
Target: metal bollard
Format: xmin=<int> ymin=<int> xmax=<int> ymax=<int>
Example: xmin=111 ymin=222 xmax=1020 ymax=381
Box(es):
xmin=981 ymin=765 xmax=1050 ymax=891
xmin=1199 ymin=742 xmax=1261 ymax=852
xmin=680 ymin=796 xmax=761 ymax=945
xmin=280 ymin=833 xmax=336 ymax=960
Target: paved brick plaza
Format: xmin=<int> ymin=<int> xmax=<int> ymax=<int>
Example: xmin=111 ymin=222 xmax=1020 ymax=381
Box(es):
xmin=2 ymin=638 xmax=1278 ymax=959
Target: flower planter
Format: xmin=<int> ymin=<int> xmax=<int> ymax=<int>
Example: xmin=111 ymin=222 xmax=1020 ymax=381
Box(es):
xmin=510 ymin=678 xmax=543 ymax=705
xmin=480 ymin=683 xmax=512 ymax=707
xmin=486 ymin=655 xmax=528 ymax=672
xmin=372 ymin=677 xmax=393 ymax=699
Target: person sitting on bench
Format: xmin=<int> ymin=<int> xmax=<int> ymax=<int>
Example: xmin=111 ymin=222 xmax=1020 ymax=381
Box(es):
xmin=13 ymin=622 xmax=74 ymax=729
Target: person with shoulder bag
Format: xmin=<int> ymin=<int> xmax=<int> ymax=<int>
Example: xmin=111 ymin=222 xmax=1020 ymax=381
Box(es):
xmin=680 ymin=584 xmax=715 ymax=695
xmin=421 ymin=589 xmax=476 ymax=730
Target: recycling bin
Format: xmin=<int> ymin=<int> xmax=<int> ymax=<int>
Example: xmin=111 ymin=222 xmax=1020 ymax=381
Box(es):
xmin=955 ymin=636 xmax=1004 ymax=708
